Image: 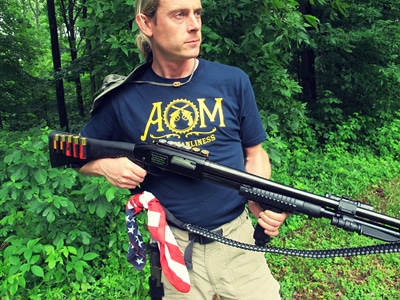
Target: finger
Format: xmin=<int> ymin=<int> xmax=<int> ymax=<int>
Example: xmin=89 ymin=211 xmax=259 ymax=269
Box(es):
xmin=119 ymin=169 xmax=147 ymax=188
xmin=262 ymin=210 xmax=288 ymax=223
xmin=257 ymin=217 xmax=280 ymax=236
xmin=259 ymin=211 xmax=284 ymax=227
xmin=127 ymin=159 xmax=148 ymax=178
xmin=258 ymin=220 xmax=279 ymax=236
xmin=105 ymin=158 xmax=147 ymax=189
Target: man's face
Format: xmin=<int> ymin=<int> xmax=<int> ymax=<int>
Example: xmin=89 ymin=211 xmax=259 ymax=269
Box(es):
xmin=148 ymin=0 xmax=202 ymax=62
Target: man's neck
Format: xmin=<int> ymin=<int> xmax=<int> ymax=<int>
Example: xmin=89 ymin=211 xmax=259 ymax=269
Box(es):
xmin=151 ymin=58 xmax=198 ymax=79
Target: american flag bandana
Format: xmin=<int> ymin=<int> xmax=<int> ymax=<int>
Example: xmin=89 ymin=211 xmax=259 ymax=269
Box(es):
xmin=126 ymin=191 xmax=191 ymax=293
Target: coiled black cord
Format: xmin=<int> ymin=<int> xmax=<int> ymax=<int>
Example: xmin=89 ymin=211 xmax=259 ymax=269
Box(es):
xmin=183 ymin=223 xmax=400 ymax=258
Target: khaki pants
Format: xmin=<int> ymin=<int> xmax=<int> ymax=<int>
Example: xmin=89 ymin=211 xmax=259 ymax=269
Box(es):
xmin=162 ymin=210 xmax=281 ymax=300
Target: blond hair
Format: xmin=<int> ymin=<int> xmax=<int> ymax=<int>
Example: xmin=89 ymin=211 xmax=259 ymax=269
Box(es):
xmin=136 ymin=0 xmax=159 ymax=62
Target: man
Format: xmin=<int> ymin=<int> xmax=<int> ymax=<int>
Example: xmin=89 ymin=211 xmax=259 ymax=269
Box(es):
xmin=79 ymin=0 xmax=288 ymax=298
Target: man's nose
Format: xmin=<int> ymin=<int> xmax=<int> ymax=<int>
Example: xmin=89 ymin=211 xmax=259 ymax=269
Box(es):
xmin=188 ymin=13 xmax=201 ymax=31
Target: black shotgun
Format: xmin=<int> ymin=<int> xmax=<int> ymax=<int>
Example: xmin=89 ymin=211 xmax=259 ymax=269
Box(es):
xmin=48 ymin=131 xmax=400 ymax=246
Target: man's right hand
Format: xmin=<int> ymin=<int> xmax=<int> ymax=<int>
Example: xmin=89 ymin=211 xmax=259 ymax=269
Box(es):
xmin=78 ymin=157 xmax=147 ymax=189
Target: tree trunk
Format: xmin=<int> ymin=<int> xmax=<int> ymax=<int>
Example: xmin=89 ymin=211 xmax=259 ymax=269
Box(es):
xmin=61 ymin=0 xmax=84 ymax=116
xmin=300 ymin=47 xmax=316 ymax=104
xmin=82 ymin=0 xmax=97 ymax=97
xmin=47 ymin=0 xmax=69 ymax=131
xmin=299 ymin=1 xmax=317 ymax=107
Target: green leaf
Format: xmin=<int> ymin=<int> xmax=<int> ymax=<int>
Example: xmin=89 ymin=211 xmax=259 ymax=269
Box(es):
xmin=77 ymin=246 xmax=84 ymax=259
xmin=18 ymin=276 xmax=26 ymax=288
xmin=77 ymin=231 xmax=92 ymax=245
xmin=82 ymin=252 xmax=99 ymax=261
xmin=9 ymin=255 xmax=20 ymax=266
xmin=66 ymin=262 xmax=73 ymax=273
xmin=11 ymin=164 xmax=28 ymax=182
xmin=29 ymin=255 xmax=40 ymax=265
xmin=21 ymin=263 xmax=30 ymax=273
xmin=88 ymin=202 xmax=96 ymax=214
xmin=4 ymin=150 xmax=21 ymax=164
xmin=32 ymin=244 xmax=43 ymax=253
xmin=31 ymin=265 xmax=44 ymax=277
xmin=24 ymin=249 xmax=33 ymax=262
xmin=34 ymin=169 xmax=48 ymax=185
xmin=56 ymin=238 xmax=64 ymax=250
xmin=24 ymin=189 xmax=33 ymax=200
xmin=67 ymin=246 xmax=77 ymax=255
xmin=304 ymin=14 xmax=320 ymax=29
xmin=48 ymin=259 xmax=56 ymax=269
xmin=9 ymin=265 xmax=19 ymax=276
xmin=9 ymin=282 xmax=18 ymax=296
xmin=27 ymin=238 xmax=41 ymax=249
xmin=43 ymin=207 xmax=56 ymax=223
xmin=254 ymin=26 xmax=262 ymax=37
xmin=105 ymin=187 xmax=115 ymax=201
xmin=96 ymin=203 xmax=108 ymax=218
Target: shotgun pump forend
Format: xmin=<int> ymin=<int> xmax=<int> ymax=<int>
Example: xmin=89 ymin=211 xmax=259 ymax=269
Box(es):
xmin=48 ymin=131 xmax=400 ymax=257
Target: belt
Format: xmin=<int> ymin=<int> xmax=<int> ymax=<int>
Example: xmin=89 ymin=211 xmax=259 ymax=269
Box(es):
xmin=184 ymin=229 xmax=223 ymax=269
xmin=163 ymin=206 xmax=224 ymax=269
xmin=188 ymin=231 xmax=220 ymax=245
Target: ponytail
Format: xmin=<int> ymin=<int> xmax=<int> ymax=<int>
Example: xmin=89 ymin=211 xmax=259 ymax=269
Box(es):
xmin=135 ymin=0 xmax=159 ymax=62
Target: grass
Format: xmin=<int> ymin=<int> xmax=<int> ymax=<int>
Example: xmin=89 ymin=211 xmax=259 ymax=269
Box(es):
xmin=268 ymin=178 xmax=400 ymax=300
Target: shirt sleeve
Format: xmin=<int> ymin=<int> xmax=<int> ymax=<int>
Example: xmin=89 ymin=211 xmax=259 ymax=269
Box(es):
xmin=81 ymin=94 xmax=123 ymax=141
xmin=239 ymin=75 xmax=267 ymax=147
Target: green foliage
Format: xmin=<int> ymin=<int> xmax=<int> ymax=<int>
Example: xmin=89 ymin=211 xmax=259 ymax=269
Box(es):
xmin=0 ymin=128 xmax=149 ymax=299
xmin=371 ymin=111 xmax=400 ymax=160
xmin=311 ymin=0 xmax=400 ymax=121
xmin=78 ymin=0 xmax=140 ymax=76
xmin=0 ymin=0 xmax=54 ymax=130
xmin=265 ymin=117 xmax=400 ymax=299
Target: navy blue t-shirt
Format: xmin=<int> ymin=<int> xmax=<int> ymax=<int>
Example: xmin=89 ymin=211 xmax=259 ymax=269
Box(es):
xmin=82 ymin=59 xmax=266 ymax=229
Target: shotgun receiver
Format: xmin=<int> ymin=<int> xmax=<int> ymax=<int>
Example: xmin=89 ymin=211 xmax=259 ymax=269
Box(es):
xmin=48 ymin=131 xmax=400 ymax=248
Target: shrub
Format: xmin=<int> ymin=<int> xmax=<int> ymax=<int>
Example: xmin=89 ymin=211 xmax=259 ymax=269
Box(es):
xmin=0 ymin=127 xmax=149 ymax=299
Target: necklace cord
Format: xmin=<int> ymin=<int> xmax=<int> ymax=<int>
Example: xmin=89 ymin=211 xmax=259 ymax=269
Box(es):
xmin=133 ymin=58 xmax=197 ymax=88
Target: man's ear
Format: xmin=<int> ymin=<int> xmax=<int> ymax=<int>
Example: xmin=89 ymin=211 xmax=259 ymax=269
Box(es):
xmin=136 ymin=13 xmax=153 ymax=37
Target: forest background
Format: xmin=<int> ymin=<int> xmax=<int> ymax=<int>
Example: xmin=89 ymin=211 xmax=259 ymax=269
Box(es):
xmin=1 ymin=0 xmax=400 ymax=299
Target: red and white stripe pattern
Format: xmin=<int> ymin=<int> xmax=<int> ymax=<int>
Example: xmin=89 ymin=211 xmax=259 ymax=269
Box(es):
xmin=126 ymin=191 xmax=191 ymax=293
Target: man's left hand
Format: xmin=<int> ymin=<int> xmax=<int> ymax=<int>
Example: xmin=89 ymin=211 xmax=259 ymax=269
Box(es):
xmin=257 ymin=209 xmax=289 ymax=237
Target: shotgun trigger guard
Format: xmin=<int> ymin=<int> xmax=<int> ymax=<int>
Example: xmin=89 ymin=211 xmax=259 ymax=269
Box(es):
xmin=146 ymin=165 xmax=164 ymax=176
xmin=131 ymin=158 xmax=163 ymax=176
